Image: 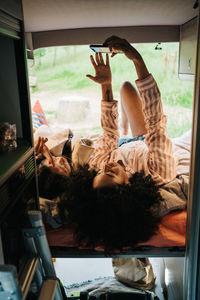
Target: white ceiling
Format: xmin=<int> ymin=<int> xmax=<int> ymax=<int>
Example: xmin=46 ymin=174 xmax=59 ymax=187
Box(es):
xmin=23 ymin=0 xmax=198 ymax=33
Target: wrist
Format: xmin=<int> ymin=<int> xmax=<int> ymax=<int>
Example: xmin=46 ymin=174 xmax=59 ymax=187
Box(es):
xmin=133 ymin=56 xmax=149 ymax=80
xmin=101 ymin=81 xmax=112 ymax=86
xmin=101 ymin=82 xmax=112 ymax=88
xmin=128 ymin=47 xmax=141 ymax=62
xmin=101 ymin=83 xmax=113 ymax=101
xmin=133 ymin=54 xmax=143 ymax=64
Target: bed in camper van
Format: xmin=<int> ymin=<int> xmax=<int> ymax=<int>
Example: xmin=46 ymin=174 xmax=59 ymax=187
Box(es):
xmin=0 ymin=0 xmax=200 ymax=299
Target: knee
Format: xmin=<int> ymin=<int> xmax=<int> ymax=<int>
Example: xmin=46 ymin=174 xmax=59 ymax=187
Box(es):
xmin=120 ymin=81 xmax=132 ymax=92
xmin=120 ymin=81 xmax=137 ymax=95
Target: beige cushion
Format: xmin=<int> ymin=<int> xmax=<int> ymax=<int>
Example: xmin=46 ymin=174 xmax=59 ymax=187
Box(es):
xmin=112 ymin=258 xmax=155 ymax=290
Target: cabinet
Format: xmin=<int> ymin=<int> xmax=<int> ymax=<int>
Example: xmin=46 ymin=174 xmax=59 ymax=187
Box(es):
xmin=179 ymin=17 xmax=198 ymax=80
xmin=0 ymin=0 xmax=38 ymax=267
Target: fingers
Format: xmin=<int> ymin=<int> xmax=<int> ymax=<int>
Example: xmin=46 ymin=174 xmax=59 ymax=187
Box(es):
xmin=90 ymin=53 xmax=106 ymax=67
xmin=40 ymin=138 xmax=48 ymax=153
xmin=42 ymin=144 xmax=55 ymax=166
xmin=90 ymin=55 xmax=97 ymax=69
xmin=111 ymin=52 xmax=117 ymax=58
xmin=99 ymin=53 xmax=104 ymax=64
xmin=96 ymin=53 xmax=101 ymax=65
xmin=106 ymin=53 xmax=109 ymax=66
xmin=86 ymin=74 xmax=98 ymax=82
xmin=35 ymin=136 xmax=48 ymax=154
xmin=104 ymin=36 xmax=125 ymax=48
xmin=96 ymin=53 xmax=105 ymax=65
xmin=49 ymin=153 xmax=55 ymax=167
xmin=104 ymin=35 xmax=120 ymax=45
xmin=104 ymin=36 xmax=129 ymax=56
xmin=35 ymin=136 xmax=42 ymax=154
xmin=108 ymin=42 xmax=125 ymax=52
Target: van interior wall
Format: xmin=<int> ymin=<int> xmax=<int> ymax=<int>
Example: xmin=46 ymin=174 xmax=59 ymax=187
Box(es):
xmin=22 ymin=0 xmax=198 ymax=53
xmin=28 ymin=25 xmax=180 ymax=51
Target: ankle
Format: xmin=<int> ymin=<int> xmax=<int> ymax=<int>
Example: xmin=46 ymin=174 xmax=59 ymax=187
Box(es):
xmin=120 ymin=125 xmax=129 ymax=137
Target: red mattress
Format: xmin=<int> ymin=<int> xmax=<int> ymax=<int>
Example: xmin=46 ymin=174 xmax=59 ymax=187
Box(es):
xmin=46 ymin=210 xmax=187 ymax=250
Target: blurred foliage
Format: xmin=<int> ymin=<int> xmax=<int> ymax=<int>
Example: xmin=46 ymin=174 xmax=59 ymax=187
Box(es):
xmin=34 ymin=48 xmax=46 ymax=58
xmin=33 ymin=43 xmax=194 ymax=107
xmin=32 ymin=43 xmax=194 ymax=138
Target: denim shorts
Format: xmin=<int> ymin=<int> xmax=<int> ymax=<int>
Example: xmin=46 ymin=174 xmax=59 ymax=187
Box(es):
xmin=119 ymin=136 xmax=145 ymax=147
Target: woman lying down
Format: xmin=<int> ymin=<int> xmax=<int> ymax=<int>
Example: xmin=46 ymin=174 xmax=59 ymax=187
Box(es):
xmin=35 ymin=36 xmax=190 ymax=255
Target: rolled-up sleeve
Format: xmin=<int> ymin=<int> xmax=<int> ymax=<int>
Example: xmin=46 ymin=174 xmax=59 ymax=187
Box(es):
xmin=136 ymin=75 xmax=177 ymax=184
xmin=89 ymin=100 xmax=120 ymax=170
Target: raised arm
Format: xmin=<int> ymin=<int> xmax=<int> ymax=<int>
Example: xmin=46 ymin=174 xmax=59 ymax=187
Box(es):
xmin=35 ymin=136 xmax=55 ymax=166
xmin=86 ymin=53 xmax=113 ymax=101
xmin=104 ymin=36 xmax=177 ymax=183
xmin=86 ymin=53 xmax=119 ymax=170
xmin=104 ymin=35 xmax=150 ymax=80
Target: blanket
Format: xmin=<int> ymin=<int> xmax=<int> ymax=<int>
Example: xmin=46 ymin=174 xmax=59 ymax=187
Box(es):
xmin=64 ymin=277 xmax=156 ymax=298
xmin=158 ymin=130 xmax=191 ymax=216
xmin=39 ymin=130 xmax=191 ymax=226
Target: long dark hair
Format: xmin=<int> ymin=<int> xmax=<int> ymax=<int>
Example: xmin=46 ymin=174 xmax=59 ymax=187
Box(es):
xmin=57 ymin=165 xmax=163 ymax=254
xmin=37 ymin=166 xmax=69 ymax=200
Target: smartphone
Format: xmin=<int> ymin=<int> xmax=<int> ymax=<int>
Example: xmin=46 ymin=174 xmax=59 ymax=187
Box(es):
xmin=90 ymin=44 xmax=122 ymax=54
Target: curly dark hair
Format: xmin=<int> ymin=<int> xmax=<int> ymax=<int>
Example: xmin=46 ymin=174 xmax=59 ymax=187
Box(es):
xmin=56 ymin=165 xmax=164 ymax=254
xmin=37 ymin=166 xmax=69 ymax=200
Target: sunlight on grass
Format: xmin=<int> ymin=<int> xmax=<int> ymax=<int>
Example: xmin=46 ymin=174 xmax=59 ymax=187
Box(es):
xmin=30 ymin=43 xmax=194 ymax=138
xmin=163 ymin=104 xmax=193 ymax=138
xmin=32 ymin=43 xmax=193 ymax=106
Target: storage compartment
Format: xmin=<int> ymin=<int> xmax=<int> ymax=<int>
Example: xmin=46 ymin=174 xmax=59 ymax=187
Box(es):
xmin=1 ymin=174 xmax=38 ymax=268
xmin=0 ymin=0 xmax=39 ymax=268
xmin=0 ymin=154 xmax=36 ymax=224
xmin=0 ymin=34 xmax=23 ymax=136
xmin=0 ymin=18 xmax=34 ymax=187
xmin=179 ymin=17 xmax=198 ymax=80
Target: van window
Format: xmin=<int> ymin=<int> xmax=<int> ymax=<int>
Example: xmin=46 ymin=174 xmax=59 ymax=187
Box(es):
xmin=29 ymin=43 xmax=193 ymax=138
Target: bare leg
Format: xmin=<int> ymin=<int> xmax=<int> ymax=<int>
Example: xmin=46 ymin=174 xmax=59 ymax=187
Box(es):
xmin=120 ymin=100 xmax=129 ymax=136
xmin=120 ymin=81 xmax=147 ymax=137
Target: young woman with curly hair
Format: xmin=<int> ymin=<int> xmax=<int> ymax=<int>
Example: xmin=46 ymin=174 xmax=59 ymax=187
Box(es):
xmin=36 ymin=36 xmax=177 ymax=254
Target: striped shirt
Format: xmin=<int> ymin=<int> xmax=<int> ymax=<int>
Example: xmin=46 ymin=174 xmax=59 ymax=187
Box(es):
xmin=89 ymin=74 xmax=177 ymax=185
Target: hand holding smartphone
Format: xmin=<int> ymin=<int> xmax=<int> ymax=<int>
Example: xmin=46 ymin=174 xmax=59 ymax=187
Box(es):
xmin=90 ymin=44 xmax=122 ymax=54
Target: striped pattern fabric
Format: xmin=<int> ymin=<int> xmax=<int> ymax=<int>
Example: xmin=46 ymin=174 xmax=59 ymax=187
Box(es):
xmin=89 ymin=100 xmax=119 ymax=170
xmin=89 ymin=74 xmax=177 ymax=185
xmin=32 ymin=100 xmax=48 ymax=130
xmin=32 ymin=112 xmax=46 ymax=129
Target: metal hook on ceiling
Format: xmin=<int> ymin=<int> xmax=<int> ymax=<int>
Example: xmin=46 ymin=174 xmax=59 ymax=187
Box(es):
xmin=155 ymin=42 xmax=162 ymax=50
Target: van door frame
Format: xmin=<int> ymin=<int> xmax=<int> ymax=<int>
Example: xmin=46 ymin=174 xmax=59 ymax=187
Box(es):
xmin=184 ymin=6 xmax=200 ymax=300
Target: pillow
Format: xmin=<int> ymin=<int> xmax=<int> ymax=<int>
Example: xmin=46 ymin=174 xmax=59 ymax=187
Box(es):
xmin=34 ymin=125 xmax=72 ymax=157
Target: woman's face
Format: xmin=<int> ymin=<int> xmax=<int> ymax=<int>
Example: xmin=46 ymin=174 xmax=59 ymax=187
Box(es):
xmin=93 ymin=161 xmax=129 ymax=188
